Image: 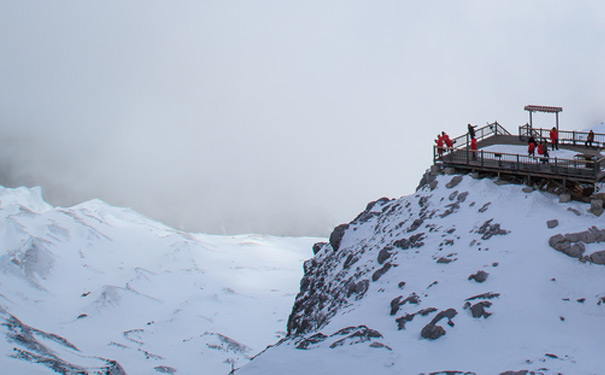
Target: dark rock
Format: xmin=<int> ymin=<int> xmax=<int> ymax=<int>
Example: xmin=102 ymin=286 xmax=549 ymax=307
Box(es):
xmin=499 ymin=371 xmax=529 ymax=375
xmin=469 ymin=301 xmax=492 ymax=318
xmin=589 ymin=250 xmax=605 ymax=265
xmin=476 ymin=219 xmax=508 ymax=240
xmin=420 ymin=324 xmax=446 ymax=340
xmin=468 ymin=270 xmax=489 ymax=283
xmin=567 ymin=207 xmax=582 ymax=216
xmin=377 ymin=248 xmax=392 ymax=265
xmin=398 ymin=281 xmax=406 ymax=288
xmin=329 ymin=224 xmax=350 ymax=252
xmin=393 ymin=238 xmax=410 ymax=250
xmin=296 ymin=333 xmax=328 ymax=349
xmin=421 ymin=308 xmax=457 ymax=340
xmin=372 ymin=263 xmax=392 ymax=282
xmin=408 ymin=218 xmax=424 ymax=232
xmin=329 ymin=325 xmax=383 ymax=348
xmin=478 ymin=202 xmax=491 ymax=213
xmin=390 ymin=296 xmax=403 ymax=315
xmin=343 ymin=253 xmax=359 ymax=269
xmin=446 ymin=175 xmax=463 ymax=189
xmin=449 ymin=191 xmax=459 ymax=201
xmin=466 ymin=292 xmax=500 ymax=301
xmin=417 ymin=169 xmax=437 ymax=191
xmin=546 ymin=219 xmax=559 ymax=229
xmin=430 ymin=180 xmax=439 ymax=190
xmin=437 ymin=257 xmax=453 ymax=264
xmin=457 ymin=191 xmax=469 ymax=202
xmin=312 ymin=242 xmax=328 ymax=255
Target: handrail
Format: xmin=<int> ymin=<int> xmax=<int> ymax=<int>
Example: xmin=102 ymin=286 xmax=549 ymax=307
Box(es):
xmin=434 ymin=145 xmax=603 ymax=180
xmin=518 ymin=126 xmax=605 ymax=148
xmin=450 ymin=121 xmax=511 ymax=151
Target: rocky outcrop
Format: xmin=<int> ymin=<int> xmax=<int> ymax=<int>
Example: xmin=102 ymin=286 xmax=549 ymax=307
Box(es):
xmin=468 ymin=270 xmax=489 ymax=283
xmin=420 ymin=308 xmax=457 ymax=340
xmin=329 ymin=224 xmax=350 ymax=252
xmin=549 ymin=227 xmax=605 ymax=263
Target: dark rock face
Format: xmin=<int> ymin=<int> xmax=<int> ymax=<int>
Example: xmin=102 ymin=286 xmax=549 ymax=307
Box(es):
xmin=313 ymin=242 xmax=328 ymax=255
xmin=546 ymin=219 xmax=559 ymax=229
xmin=420 ymin=308 xmax=457 ymax=340
xmin=469 ymin=301 xmax=492 ymax=318
xmin=548 ymin=227 xmax=605 ymax=262
xmin=372 ymin=263 xmax=392 ymax=282
xmin=377 ymin=248 xmax=392 ymax=265
xmin=476 ymin=219 xmax=509 ymax=240
xmin=446 ymin=176 xmax=463 ymax=189
xmin=395 ymin=307 xmax=437 ymax=330
xmin=416 ymin=169 xmax=437 ymax=191
xmin=393 ymin=238 xmax=410 ymax=250
xmin=468 ymin=270 xmax=489 ymax=283
xmin=329 ymin=224 xmax=350 ymax=252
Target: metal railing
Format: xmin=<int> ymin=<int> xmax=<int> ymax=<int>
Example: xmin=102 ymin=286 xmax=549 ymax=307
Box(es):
xmin=518 ymin=126 xmax=605 ymax=148
xmin=434 ymin=146 xmax=605 ymax=180
xmin=449 ymin=121 xmax=511 ymax=151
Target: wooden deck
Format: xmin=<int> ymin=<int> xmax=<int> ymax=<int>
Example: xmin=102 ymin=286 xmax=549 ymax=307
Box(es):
xmin=434 ymin=124 xmax=605 ymax=185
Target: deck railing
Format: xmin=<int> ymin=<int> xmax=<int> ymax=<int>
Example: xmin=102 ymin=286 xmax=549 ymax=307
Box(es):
xmin=519 ymin=125 xmax=605 ymax=148
xmin=450 ymin=121 xmax=511 ymax=150
xmin=434 ymin=147 xmax=605 ymax=180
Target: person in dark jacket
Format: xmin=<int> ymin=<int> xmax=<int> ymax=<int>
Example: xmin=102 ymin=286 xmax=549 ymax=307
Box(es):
xmin=467 ymin=124 xmax=477 ymax=139
xmin=586 ymin=130 xmax=595 ymax=148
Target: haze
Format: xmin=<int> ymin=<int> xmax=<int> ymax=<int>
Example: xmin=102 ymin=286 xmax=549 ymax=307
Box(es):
xmin=1 ymin=1 xmax=604 ymax=236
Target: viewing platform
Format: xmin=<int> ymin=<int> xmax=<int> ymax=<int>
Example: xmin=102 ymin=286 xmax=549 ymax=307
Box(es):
xmin=433 ymin=121 xmax=605 ymax=199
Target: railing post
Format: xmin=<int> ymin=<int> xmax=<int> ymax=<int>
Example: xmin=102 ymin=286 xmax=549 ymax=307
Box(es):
xmin=481 ymin=150 xmax=484 ymax=167
xmin=516 ymin=154 xmax=519 ymax=170
xmin=554 ymin=157 xmax=558 ymax=175
xmin=573 ymin=131 xmax=576 ymax=145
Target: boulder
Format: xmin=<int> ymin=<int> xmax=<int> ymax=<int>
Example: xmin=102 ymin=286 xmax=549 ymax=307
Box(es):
xmin=546 ymin=219 xmax=559 ymax=229
xmin=446 ymin=175 xmax=463 ymax=188
xmin=377 ymin=248 xmax=392 ymax=265
xmin=522 ymin=186 xmax=535 ymax=193
xmin=420 ymin=324 xmax=446 ymax=340
xmin=589 ymin=251 xmax=605 ymax=265
xmin=372 ymin=263 xmax=392 ymax=282
xmin=312 ymin=242 xmax=328 ymax=255
xmin=468 ymin=270 xmax=489 ymax=283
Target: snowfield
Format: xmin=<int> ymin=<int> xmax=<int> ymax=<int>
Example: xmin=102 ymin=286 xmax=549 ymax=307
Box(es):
xmin=240 ymin=173 xmax=605 ymax=375
xmin=0 ymin=186 xmax=321 ymax=374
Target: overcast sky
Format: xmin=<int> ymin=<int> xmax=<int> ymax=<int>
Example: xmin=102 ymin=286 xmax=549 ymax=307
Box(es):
xmin=1 ymin=1 xmax=604 ymax=236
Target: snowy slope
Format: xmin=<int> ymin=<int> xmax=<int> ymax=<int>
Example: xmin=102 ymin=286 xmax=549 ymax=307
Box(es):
xmin=240 ymin=173 xmax=605 ymax=375
xmin=0 ymin=186 xmax=321 ymax=374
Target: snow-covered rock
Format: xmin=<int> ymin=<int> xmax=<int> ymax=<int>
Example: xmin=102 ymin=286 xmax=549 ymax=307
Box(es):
xmin=240 ymin=173 xmax=605 ymax=375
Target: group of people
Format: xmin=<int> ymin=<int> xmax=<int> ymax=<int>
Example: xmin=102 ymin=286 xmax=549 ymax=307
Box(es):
xmin=435 ymin=124 xmax=477 ymax=158
xmin=527 ymin=135 xmax=550 ymax=162
xmin=435 ymin=131 xmax=454 ymax=156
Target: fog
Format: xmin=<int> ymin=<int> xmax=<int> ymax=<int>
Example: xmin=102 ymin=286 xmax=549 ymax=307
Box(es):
xmin=1 ymin=1 xmax=604 ymax=236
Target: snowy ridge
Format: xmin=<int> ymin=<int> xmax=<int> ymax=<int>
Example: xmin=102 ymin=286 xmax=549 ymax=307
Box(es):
xmin=240 ymin=173 xmax=605 ymax=375
xmin=0 ymin=186 xmax=320 ymax=374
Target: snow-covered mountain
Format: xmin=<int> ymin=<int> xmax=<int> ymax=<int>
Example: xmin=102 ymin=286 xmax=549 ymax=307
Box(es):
xmin=0 ymin=186 xmax=321 ymax=374
xmin=240 ymin=172 xmax=605 ymax=375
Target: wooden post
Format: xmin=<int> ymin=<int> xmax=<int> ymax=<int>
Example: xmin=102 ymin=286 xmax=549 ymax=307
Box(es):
xmin=556 ymin=112 xmax=559 ymax=131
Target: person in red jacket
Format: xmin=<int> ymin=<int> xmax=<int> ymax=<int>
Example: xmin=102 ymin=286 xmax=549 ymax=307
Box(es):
xmin=442 ymin=132 xmax=454 ymax=149
xmin=470 ymin=137 xmax=478 ymax=160
xmin=435 ymin=134 xmax=444 ymax=156
xmin=550 ymin=127 xmax=559 ymax=150
xmin=528 ymin=141 xmax=536 ymax=156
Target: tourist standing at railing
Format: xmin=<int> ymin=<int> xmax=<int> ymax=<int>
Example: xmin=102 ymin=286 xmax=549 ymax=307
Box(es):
xmin=550 ymin=127 xmax=559 ymax=150
xmin=528 ymin=141 xmax=535 ymax=157
xmin=435 ymin=134 xmax=444 ymax=156
xmin=538 ymin=141 xmax=549 ymax=163
xmin=528 ymin=135 xmax=537 ymax=148
xmin=467 ymin=124 xmax=477 ymax=139
xmin=586 ymin=130 xmax=595 ymax=148
xmin=442 ymin=132 xmax=454 ymax=150
xmin=470 ymin=137 xmax=478 ymax=160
